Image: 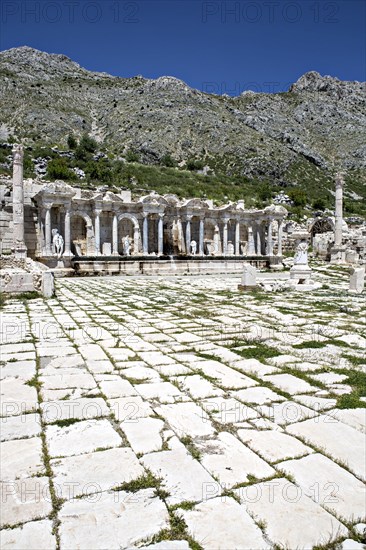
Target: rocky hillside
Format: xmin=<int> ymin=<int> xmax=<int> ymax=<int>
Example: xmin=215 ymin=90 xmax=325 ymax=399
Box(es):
xmin=0 ymin=46 xmax=365 ymax=206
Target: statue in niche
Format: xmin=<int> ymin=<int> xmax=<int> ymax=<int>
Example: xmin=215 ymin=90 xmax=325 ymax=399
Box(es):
xmin=123 ymin=235 xmax=131 ymax=256
xmin=52 ymin=229 xmax=64 ymax=258
xmin=294 ymin=240 xmax=308 ymax=265
xmin=190 ymin=240 xmax=197 ymax=255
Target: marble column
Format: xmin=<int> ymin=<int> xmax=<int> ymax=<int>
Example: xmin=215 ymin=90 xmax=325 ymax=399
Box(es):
xmin=186 ymin=216 xmax=192 ymax=254
xmin=94 ymin=210 xmax=101 ymax=256
xmin=44 ymin=205 xmax=52 ymax=256
xmin=64 ymin=206 xmax=71 ymax=256
xmin=277 ymin=220 xmax=283 ymax=256
xmin=223 ymin=219 xmax=228 ymax=256
xmin=256 ymin=223 xmax=262 ymax=256
xmin=112 ymin=213 xmax=118 ymax=255
xmin=267 ymin=220 xmax=273 ymax=256
xmin=334 ymin=173 xmax=344 ymax=248
xmin=235 ymin=221 xmax=240 ymax=256
xmin=133 ymin=226 xmax=140 ymax=255
xmin=199 ymin=218 xmax=204 ymax=255
xmin=12 ymin=144 xmax=27 ymax=258
xmin=177 ymin=216 xmax=185 ymax=254
xmin=143 ymin=213 xmax=148 ymax=255
xmin=158 ymin=214 xmax=164 ymax=256
xmin=247 ymin=225 xmax=256 ymax=255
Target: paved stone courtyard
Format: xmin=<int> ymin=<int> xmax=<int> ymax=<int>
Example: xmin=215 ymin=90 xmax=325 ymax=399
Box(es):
xmin=1 ymin=265 xmax=365 ymax=549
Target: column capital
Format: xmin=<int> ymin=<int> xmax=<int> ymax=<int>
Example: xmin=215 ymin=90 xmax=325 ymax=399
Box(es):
xmin=94 ymin=208 xmax=102 ymax=217
xmin=12 ymin=144 xmax=24 ymax=164
xmin=335 ymin=173 xmax=345 ymax=189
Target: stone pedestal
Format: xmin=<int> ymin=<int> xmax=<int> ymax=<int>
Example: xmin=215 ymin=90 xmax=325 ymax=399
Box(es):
xmin=290 ymin=264 xmax=312 ymax=285
xmin=238 ymin=263 xmax=257 ymax=291
xmin=289 ymin=264 xmax=321 ymax=291
xmin=349 ymin=266 xmax=365 ymax=294
xmin=330 ymin=246 xmax=346 ymax=264
xmin=42 ymin=271 xmax=54 ymax=298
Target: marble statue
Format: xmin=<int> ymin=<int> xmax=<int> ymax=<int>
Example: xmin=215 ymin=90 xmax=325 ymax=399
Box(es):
xmin=123 ymin=235 xmax=131 ymax=256
xmin=190 ymin=240 xmax=197 ymax=255
xmin=52 ymin=229 xmax=64 ymax=258
xmin=294 ymin=240 xmax=308 ymax=265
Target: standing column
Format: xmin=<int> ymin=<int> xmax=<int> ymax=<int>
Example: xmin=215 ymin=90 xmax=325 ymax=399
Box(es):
xmin=199 ymin=218 xmax=204 ymax=255
xmin=45 ymin=205 xmax=52 ymax=256
xmin=186 ymin=216 xmax=192 ymax=254
xmin=256 ymin=223 xmax=262 ymax=256
xmin=94 ymin=210 xmax=101 ymax=256
xmin=334 ymin=173 xmax=344 ymax=248
xmin=12 ymin=144 xmax=27 ymax=258
xmin=112 ymin=213 xmax=118 ymax=255
xmin=247 ymin=225 xmax=256 ymax=255
xmin=64 ymin=206 xmax=71 ymax=256
xmin=235 ymin=221 xmax=240 ymax=255
xmin=277 ymin=220 xmax=283 ymax=256
xmin=158 ymin=213 xmax=164 ymax=256
xmin=223 ymin=219 xmax=228 ymax=256
xmin=143 ymin=213 xmax=149 ymax=255
xmin=133 ymin=226 xmax=140 ymax=255
xmin=267 ymin=219 xmax=273 ymax=256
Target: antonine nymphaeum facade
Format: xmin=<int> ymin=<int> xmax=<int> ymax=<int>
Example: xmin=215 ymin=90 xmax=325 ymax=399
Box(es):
xmin=32 ymin=182 xmax=287 ymax=264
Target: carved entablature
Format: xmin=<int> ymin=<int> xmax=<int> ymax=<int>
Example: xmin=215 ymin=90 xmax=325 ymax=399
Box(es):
xmin=33 ymin=181 xmax=76 ymax=207
xmin=264 ymin=204 xmax=288 ymax=219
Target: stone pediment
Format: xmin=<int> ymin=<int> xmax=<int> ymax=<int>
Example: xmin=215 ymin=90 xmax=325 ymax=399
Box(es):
xmin=264 ymin=204 xmax=288 ymax=217
xmin=33 ymin=180 xmax=76 ymax=203
xmin=139 ymin=192 xmax=168 ymax=206
xmin=103 ymin=191 xmax=124 ymax=203
xmin=163 ymin=194 xmax=181 ymax=206
xmin=182 ymin=198 xmax=209 ymax=209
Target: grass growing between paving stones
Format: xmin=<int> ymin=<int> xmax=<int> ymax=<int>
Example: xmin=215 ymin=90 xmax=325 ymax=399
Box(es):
xmin=228 ymin=341 xmax=281 ymax=362
xmin=334 ymin=368 xmax=366 ymax=409
xmin=150 ymin=510 xmax=203 ymax=550
xmin=180 ymin=436 xmax=202 ymax=461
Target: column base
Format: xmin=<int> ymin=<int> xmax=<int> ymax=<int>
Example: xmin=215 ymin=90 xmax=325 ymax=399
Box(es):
xmin=14 ymin=247 xmax=28 ymax=259
xmin=330 ymin=246 xmax=346 ymax=264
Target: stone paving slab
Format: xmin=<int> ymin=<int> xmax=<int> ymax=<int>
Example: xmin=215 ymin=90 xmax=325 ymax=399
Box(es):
xmin=41 ymin=397 xmax=109 ymax=423
xmin=0 ymin=477 xmax=52 ymax=528
xmin=59 ymin=489 xmax=169 ymax=549
xmin=287 ymin=416 xmax=366 ymax=481
xmin=180 ymin=496 xmax=270 ymax=549
xmin=51 ymin=447 xmax=144 ymax=499
xmin=46 ymin=419 xmax=123 ymax=458
xmin=0 ymin=413 xmax=42 ymax=441
xmin=238 ymin=428 xmax=312 ymax=462
xmin=236 ymin=478 xmax=348 ymax=549
xmin=1 ymin=437 xmax=44 ymax=480
xmin=0 ymin=519 xmax=56 ymax=549
xmin=199 ymin=432 xmax=275 ymax=488
xmin=277 ymin=453 xmax=366 ymax=521
xmin=142 ymin=449 xmax=221 ymax=505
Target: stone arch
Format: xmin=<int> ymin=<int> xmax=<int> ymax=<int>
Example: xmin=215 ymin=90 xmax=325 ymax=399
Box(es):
xmin=117 ymin=213 xmax=140 ymax=255
xmin=70 ymin=212 xmax=94 ymax=256
xmin=309 ymin=218 xmax=334 ymax=241
xmin=117 ymin=213 xmax=140 ymax=228
xmin=310 ymin=218 xmax=334 ymax=240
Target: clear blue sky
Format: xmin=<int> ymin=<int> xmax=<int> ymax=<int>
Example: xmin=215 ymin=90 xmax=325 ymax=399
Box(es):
xmin=1 ymin=0 xmax=365 ymax=94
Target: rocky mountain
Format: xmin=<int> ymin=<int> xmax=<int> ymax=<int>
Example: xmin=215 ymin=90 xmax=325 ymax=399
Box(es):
xmin=0 ymin=46 xmax=365 ymax=203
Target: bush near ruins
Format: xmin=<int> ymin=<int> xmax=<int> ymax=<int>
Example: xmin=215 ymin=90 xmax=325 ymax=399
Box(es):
xmin=47 ymin=158 xmax=75 ymax=180
xmin=67 ymin=133 xmax=77 ymax=149
xmin=288 ymin=188 xmax=307 ymax=207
